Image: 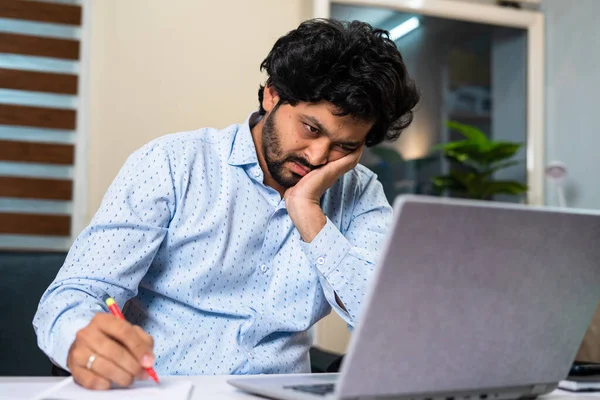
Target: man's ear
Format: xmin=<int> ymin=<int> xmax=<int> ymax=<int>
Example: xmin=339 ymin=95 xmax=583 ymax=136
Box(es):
xmin=262 ymin=85 xmax=280 ymax=113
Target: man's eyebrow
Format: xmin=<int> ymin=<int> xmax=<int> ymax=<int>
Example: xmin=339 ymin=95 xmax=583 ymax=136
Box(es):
xmin=304 ymin=115 xmax=331 ymax=136
xmin=303 ymin=115 xmax=364 ymax=147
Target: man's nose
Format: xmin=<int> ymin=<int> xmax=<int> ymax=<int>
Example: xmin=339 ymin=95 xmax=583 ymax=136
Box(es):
xmin=305 ymin=138 xmax=330 ymax=167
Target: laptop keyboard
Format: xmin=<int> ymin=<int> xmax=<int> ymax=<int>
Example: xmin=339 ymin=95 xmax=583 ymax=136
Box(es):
xmin=284 ymin=383 xmax=336 ymax=396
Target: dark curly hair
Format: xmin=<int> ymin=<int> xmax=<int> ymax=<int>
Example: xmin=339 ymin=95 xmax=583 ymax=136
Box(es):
xmin=258 ymin=18 xmax=420 ymax=147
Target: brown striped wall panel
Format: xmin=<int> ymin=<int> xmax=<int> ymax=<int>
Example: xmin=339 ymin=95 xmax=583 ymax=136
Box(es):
xmin=0 ymin=176 xmax=72 ymax=200
xmin=0 ymin=32 xmax=79 ymax=60
xmin=0 ymin=212 xmax=71 ymax=236
xmin=0 ymin=104 xmax=76 ymax=130
xmin=0 ymin=68 xmax=78 ymax=94
xmin=0 ymin=0 xmax=81 ymax=26
xmin=0 ymin=139 xmax=74 ymax=165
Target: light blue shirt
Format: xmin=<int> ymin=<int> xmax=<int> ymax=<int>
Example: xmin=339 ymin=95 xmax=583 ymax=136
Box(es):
xmin=33 ymin=113 xmax=392 ymax=375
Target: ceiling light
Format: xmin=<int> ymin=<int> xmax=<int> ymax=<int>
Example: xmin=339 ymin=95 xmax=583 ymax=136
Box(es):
xmin=389 ymin=17 xmax=420 ymax=41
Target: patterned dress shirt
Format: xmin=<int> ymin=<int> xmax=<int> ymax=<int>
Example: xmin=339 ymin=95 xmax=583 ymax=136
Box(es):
xmin=33 ymin=112 xmax=392 ymax=375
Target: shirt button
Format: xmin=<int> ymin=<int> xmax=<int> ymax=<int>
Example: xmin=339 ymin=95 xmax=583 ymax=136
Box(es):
xmin=252 ymin=169 xmax=261 ymax=178
xmin=260 ymin=264 xmax=268 ymax=273
xmin=317 ymin=256 xmax=326 ymax=265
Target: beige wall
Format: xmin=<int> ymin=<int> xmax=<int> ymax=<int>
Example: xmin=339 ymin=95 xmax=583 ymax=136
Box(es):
xmin=87 ymin=0 xmax=312 ymax=219
xmin=86 ymin=0 xmax=349 ymax=354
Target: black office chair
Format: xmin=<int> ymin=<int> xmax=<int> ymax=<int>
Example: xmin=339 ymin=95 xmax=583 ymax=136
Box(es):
xmin=0 ymin=251 xmax=67 ymax=376
xmin=309 ymin=346 xmax=344 ymax=373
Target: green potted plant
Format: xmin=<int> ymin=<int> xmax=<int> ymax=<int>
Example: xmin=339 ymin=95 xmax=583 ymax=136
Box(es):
xmin=432 ymin=121 xmax=528 ymax=201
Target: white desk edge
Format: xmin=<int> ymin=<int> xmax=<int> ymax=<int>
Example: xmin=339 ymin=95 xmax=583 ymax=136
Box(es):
xmin=1 ymin=375 xmax=599 ymax=400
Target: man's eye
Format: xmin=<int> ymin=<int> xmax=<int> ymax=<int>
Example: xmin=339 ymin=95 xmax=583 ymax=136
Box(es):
xmin=338 ymin=144 xmax=355 ymax=152
xmin=304 ymin=124 xmax=319 ymax=134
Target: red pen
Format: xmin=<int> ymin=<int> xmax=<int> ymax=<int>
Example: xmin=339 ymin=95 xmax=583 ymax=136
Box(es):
xmin=104 ymin=297 xmax=160 ymax=384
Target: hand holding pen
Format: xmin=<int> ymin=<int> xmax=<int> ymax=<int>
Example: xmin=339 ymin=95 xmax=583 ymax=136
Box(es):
xmin=66 ymin=297 xmax=159 ymax=390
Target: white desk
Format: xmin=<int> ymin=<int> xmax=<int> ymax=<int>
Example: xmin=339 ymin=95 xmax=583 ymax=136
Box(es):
xmin=1 ymin=375 xmax=599 ymax=400
xmin=1 ymin=375 xmax=251 ymax=400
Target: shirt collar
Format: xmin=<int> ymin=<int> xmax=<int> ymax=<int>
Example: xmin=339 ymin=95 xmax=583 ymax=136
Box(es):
xmin=228 ymin=112 xmax=262 ymax=167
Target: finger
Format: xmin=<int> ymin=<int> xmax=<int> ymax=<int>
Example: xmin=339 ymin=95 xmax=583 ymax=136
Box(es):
xmin=91 ymin=314 xmax=155 ymax=368
xmin=319 ymin=150 xmax=361 ymax=181
xmin=133 ymin=325 xmax=154 ymax=348
xmin=295 ymin=159 xmax=354 ymax=198
xmin=77 ymin=321 xmax=144 ymax=376
xmin=71 ymin=364 xmax=112 ymax=390
xmin=136 ymin=369 xmax=149 ymax=381
xmin=133 ymin=326 xmax=153 ymax=380
xmin=87 ymin=354 xmax=135 ymax=387
xmin=70 ymin=339 xmax=135 ymax=388
xmin=352 ymin=146 xmax=364 ymax=162
xmin=66 ymin=339 xmax=82 ymax=372
xmin=338 ymin=147 xmax=363 ymax=172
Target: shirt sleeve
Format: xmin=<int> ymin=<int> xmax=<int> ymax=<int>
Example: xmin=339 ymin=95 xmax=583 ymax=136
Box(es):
xmin=299 ymin=172 xmax=392 ymax=328
xmin=32 ymin=140 xmax=176 ymax=370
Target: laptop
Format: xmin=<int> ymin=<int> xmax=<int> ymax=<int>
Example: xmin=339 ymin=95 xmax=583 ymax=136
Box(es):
xmin=228 ymin=195 xmax=600 ymax=400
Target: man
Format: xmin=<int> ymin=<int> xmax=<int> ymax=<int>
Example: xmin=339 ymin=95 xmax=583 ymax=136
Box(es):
xmin=33 ymin=19 xmax=419 ymax=389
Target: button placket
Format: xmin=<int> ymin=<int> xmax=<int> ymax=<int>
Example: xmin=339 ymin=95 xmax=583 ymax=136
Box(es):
xmin=256 ymin=210 xmax=288 ymax=276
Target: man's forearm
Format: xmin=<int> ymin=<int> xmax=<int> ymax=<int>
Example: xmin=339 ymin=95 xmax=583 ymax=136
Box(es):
xmin=287 ymin=200 xmax=348 ymax=311
xmin=287 ymin=201 xmax=327 ymax=243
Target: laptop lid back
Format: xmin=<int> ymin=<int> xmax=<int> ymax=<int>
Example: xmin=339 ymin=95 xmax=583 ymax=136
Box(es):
xmin=337 ymin=196 xmax=600 ymax=399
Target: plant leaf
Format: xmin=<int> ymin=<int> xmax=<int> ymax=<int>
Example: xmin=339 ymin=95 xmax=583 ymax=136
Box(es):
xmin=489 ymin=159 xmax=521 ymax=171
xmin=479 ymin=142 xmax=522 ymax=163
xmin=450 ymin=170 xmax=492 ymax=198
xmin=433 ymin=140 xmax=476 ymax=152
xmin=447 ymin=121 xmax=489 ymax=145
xmin=479 ymin=160 xmax=522 ymax=179
xmin=481 ymin=181 xmax=528 ymax=198
xmin=433 ymin=121 xmax=526 ymax=200
xmin=431 ymin=176 xmax=467 ymax=193
xmin=444 ymin=153 xmax=479 ymax=170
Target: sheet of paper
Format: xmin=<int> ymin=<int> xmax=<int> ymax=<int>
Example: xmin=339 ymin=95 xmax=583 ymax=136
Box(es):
xmin=33 ymin=377 xmax=194 ymax=400
xmin=0 ymin=382 xmax=54 ymax=400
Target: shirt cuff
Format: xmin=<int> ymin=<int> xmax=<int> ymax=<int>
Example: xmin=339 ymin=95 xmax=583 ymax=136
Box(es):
xmin=299 ymin=217 xmax=351 ymax=276
xmin=51 ymin=316 xmax=93 ymax=371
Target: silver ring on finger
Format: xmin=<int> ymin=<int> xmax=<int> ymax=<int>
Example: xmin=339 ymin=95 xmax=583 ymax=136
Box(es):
xmin=86 ymin=353 xmax=97 ymax=371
